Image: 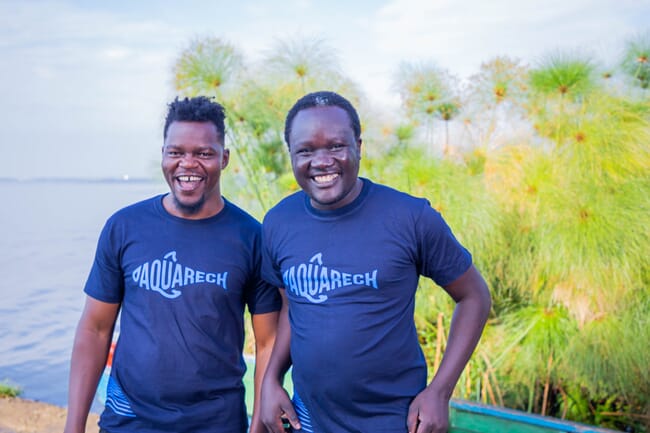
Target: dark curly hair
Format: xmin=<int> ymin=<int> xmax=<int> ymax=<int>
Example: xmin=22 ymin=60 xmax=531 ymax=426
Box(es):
xmin=284 ymin=91 xmax=361 ymax=147
xmin=163 ymin=96 xmax=226 ymax=140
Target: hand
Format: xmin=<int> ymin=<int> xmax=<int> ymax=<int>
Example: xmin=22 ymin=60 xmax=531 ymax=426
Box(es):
xmin=406 ymin=386 xmax=450 ymax=433
xmin=261 ymin=380 xmax=301 ymax=433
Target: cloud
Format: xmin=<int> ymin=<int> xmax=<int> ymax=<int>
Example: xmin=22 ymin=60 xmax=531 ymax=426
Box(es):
xmin=101 ymin=47 xmax=132 ymax=60
xmin=0 ymin=0 xmax=647 ymax=178
xmin=368 ymin=0 xmax=646 ymax=78
xmin=0 ymin=0 xmax=178 ymax=178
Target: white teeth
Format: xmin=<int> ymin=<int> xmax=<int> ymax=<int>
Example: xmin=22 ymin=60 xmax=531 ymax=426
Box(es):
xmin=177 ymin=175 xmax=202 ymax=182
xmin=314 ymin=174 xmax=338 ymax=183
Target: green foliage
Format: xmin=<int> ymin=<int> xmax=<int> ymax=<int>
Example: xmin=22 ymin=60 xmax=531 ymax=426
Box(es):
xmin=394 ymin=62 xmax=449 ymax=115
xmin=393 ymin=62 xmax=460 ymax=152
xmin=529 ymin=51 xmax=599 ymax=99
xmin=394 ymin=123 xmax=416 ymax=147
xmin=262 ymin=36 xmax=341 ymax=92
xmin=464 ymin=57 xmax=530 ymax=150
xmin=564 ymin=294 xmax=650 ymax=402
xmin=527 ymin=52 xmax=607 ymax=148
xmin=173 ymin=37 xmax=244 ymax=98
xmin=435 ymin=101 xmax=460 ymax=121
xmin=621 ymin=30 xmax=650 ymax=89
xmin=172 ymin=34 xmax=650 ymax=432
xmin=261 ymin=36 xmax=365 ymax=107
xmin=0 ymin=382 xmax=21 ymax=398
xmin=469 ymin=56 xmax=530 ymax=107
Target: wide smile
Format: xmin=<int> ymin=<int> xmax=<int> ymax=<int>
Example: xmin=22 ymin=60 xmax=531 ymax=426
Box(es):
xmin=176 ymin=175 xmax=203 ymax=182
xmin=312 ymin=173 xmax=339 ymax=185
xmin=174 ymin=174 xmax=204 ymax=191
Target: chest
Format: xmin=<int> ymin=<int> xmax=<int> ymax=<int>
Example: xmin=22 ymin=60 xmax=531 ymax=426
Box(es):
xmin=272 ymin=219 xmax=420 ymax=304
xmin=119 ymin=221 xmax=252 ymax=303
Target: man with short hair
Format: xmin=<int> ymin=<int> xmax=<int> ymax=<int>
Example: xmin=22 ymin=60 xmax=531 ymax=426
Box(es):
xmin=260 ymin=91 xmax=491 ymax=433
xmin=64 ymin=96 xmax=280 ymax=433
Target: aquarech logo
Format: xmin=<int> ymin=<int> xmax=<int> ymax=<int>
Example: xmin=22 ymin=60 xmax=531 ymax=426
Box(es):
xmin=282 ymin=253 xmax=378 ymax=304
xmin=131 ymin=251 xmax=228 ymax=299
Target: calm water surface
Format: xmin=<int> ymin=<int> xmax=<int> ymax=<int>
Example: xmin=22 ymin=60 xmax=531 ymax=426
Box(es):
xmin=0 ymin=179 xmax=167 ymax=411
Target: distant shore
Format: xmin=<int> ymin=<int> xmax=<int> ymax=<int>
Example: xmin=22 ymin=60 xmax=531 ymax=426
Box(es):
xmin=0 ymin=176 xmax=159 ymax=184
xmin=0 ymin=396 xmax=98 ymax=433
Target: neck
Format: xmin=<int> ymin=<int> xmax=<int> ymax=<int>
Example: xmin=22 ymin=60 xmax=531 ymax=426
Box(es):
xmin=162 ymin=194 xmax=225 ymax=220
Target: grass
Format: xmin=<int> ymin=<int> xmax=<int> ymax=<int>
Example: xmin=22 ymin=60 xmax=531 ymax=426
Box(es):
xmin=0 ymin=382 xmax=21 ymax=398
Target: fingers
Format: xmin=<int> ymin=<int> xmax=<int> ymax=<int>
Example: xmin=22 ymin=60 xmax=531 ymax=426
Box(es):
xmin=264 ymin=413 xmax=288 ymax=433
xmin=407 ymin=406 xmax=419 ymax=433
xmin=411 ymin=414 xmax=448 ymax=433
xmin=281 ymin=403 xmax=301 ymax=431
xmin=263 ymin=411 xmax=300 ymax=433
xmin=262 ymin=399 xmax=301 ymax=433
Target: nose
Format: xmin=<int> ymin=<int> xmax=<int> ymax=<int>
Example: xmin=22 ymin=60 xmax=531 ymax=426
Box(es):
xmin=311 ymin=149 xmax=334 ymax=168
xmin=179 ymin=153 xmax=198 ymax=168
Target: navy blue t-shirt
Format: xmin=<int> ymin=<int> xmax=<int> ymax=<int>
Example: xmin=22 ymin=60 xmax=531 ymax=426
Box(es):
xmin=85 ymin=195 xmax=281 ymax=433
xmin=261 ymin=179 xmax=472 ymax=432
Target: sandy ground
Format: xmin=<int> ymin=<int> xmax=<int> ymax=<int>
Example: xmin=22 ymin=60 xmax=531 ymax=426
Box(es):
xmin=0 ymin=397 xmax=99 ymax=433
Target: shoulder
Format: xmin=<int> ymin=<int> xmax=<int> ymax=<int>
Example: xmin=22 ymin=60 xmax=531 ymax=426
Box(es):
xmin=223 ymin=199 xmax=262 ymax=229
xmin=93 ymin=196 xmax=164 ymax=245
xmin=110 ymin=195 xmax=161 ymax=218
xmin=263 ymin=190 xmax=305 ymax=225
xmin=103 ymin=195 xmax=163 ymax=226
xmin=208 ymin=201 xmax=265 ymax=249
xmin=366 ymin=180 xmax=430 ymax=214
xmin=364 ymin=180 xmax=450 ymax=237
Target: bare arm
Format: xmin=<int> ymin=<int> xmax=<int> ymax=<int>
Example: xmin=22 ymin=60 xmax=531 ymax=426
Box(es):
xmin=407 ymin=264 xmax=491 ymax=433
xmin=248 ymin=310 xmax=279 ymax=433
xmin=64 ymin=296 xmax=120 ymax=433
xmin=261 ymin=288 xmax=301 ymax=432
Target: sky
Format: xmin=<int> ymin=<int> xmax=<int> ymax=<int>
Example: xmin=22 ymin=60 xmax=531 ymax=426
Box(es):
xmin=1 ymin=0 xmax=648 ymax=180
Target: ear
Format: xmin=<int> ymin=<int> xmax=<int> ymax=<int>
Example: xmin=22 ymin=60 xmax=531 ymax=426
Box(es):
xmin=221 ymin=148 xmax=230 ymax=169
xmin=357 ymin=138 xmax=363 ymax=159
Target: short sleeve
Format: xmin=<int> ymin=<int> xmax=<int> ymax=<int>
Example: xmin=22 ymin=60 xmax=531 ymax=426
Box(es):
xmin=245 ymin=229 xmax=282 ymax=315
xmin=83 ymin=218 xmax=125 ymax=303
xmin=416 ymin=202 xmax=472 ymax=287
xmin=260 ymin=219 xmax=285 ymax=289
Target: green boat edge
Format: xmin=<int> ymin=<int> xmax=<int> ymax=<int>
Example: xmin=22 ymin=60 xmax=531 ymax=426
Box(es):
xmin=243 ymin=358 xmax=616 ymax=433
xmin=449 ymin=399 xmax=617 ymax=433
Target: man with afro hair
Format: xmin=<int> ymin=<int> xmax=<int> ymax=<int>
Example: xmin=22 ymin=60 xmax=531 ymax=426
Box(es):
xmin=65 ymin=96 xmax=280 ymax=433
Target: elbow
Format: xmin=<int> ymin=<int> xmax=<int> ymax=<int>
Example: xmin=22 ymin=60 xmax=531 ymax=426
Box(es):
xmin=478 ymin=279 xmax=492 ymax=321
xmin=465 ymin=275 xmax=492 ymax=323
xmin=483 ymin=281 xmax=492 ymax=310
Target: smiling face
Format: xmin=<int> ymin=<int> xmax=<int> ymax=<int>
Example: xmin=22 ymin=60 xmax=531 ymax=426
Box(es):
xmin=161 ymin=121 xmax=229 ymax=219
xmin=288 ymin=106 xmax=363 ymax=210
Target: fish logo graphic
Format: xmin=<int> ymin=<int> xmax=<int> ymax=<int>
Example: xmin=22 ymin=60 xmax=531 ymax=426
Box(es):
xmin=282 ymin=253 xmax=378 ymax=304
xmin=132 ymin=251 xmax=228 ymax=298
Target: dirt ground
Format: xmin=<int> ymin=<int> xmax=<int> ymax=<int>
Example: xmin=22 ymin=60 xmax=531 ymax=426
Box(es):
xmin=0 ymin=397 xmax=98 ymax=433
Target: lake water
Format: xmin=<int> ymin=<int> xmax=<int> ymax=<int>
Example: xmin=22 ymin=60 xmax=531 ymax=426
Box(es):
xmin=0 ymin=179 xmax=168 ymax=412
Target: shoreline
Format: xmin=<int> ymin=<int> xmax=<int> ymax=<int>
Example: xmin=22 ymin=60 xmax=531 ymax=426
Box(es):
xmin=0 ymin=396 xmax=99 ymax=433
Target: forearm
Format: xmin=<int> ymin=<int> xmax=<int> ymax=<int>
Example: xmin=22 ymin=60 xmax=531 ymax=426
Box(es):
xmin=429 ymin=296 xmax=490 ymax=397
xmin=251 ymin=338 xmax=276 ymax=431
xmin=260 ymin=290 xmax=301 ymax=432
xmin=430 ymin=266 xmax=491 ymax=398
xmin=264 ymin=291 xmax=292 ymax=385
xmin=249 ymin=311 xmax=279 ymax=433
xmin=64 ymin=327 xmax=113 ymax=433
xmin=64 ymin=297 xmax=119 ymax=433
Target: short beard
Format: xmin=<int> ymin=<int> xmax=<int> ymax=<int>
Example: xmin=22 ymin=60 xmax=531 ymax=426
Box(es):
xmin=172 ymin=194 xmax=205 ymax=216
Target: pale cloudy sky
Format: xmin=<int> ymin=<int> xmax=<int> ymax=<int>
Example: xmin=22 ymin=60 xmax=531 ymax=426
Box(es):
xmin=1 ymin=0 xmax=647 ymax=179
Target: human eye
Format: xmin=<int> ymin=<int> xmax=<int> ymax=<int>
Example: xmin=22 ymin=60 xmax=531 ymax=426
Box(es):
xmin=165 ymin=149 xmax=181 ymax=157
xmin=294 ymin=147 xmax=311 ymax=156
xmin=198 ymin=151 xmax=214 ymax=158
xmin=330 ymin=142 xmax=346 ymax=151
